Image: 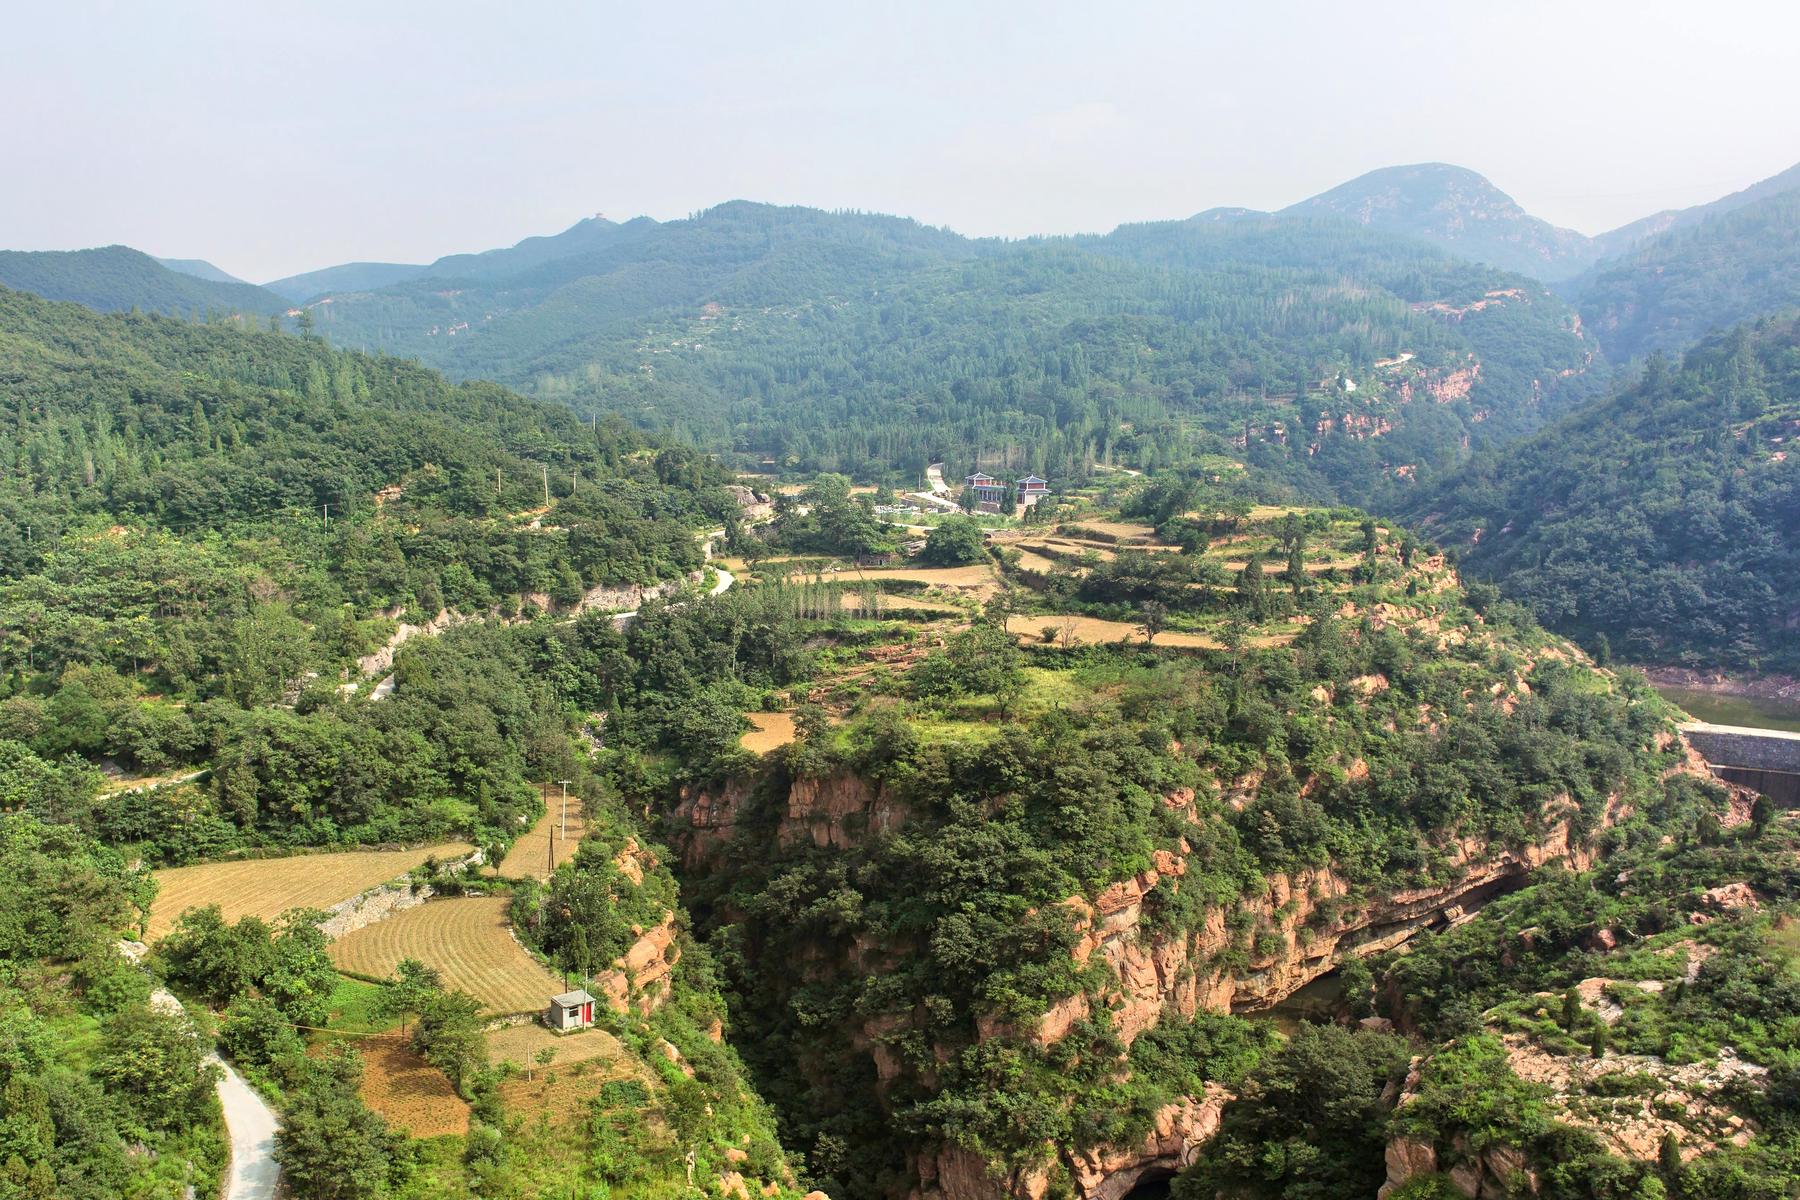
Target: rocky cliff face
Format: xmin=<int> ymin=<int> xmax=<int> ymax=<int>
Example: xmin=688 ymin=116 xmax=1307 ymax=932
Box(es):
xmin=676 ymin=765 xmax=1633 ymax=1200
xmin=917 ymin=1089 xmax=1228 ymax=1200
xmin=595 ymin=912 xmax=679 ymax=1015
xmin=1029 ymin=788 xmax=1621 ymax=1047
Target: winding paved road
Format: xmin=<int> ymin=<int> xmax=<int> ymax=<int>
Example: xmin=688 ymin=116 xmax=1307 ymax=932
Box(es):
xmin=910 ymin=463 xmax=962 ymax=512
xmin=132 ymin=967 xmax=282 ymax=1200
xmin=214 ymin=1054 xmax=281 ymax=1200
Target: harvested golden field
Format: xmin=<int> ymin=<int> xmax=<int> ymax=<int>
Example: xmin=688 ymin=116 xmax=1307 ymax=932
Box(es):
xmin=497 ymin=797 xmax=587 ymax=880
xmin=853 ymin=564 xmax=999 ymax=595
xmin=353 ymin=1029 xmax=470 ymax=1138
xmin=1065 ymin=520 xmax=1159 ymax=542
xmin=1216 ymin=556 xmax=1363 ymax=574
xmin=328 ymin=896 xmax=563 ymax=1015
xmin=487 ymin=1022 xmax=630 ymax=1071
xmin=1009 ymin=614 xmax=1298 ymax=650
xmin=741 ymin=711 xmax=798 ymax=754
xmin=147 ymin=843 xmax=474 ymax=941
xmin=1006 ymin=614 xmax=1221 ymax=649
xmin=840 ymin=591 xmax=967 ymax=615
xmin=1010 ymin=550 xmax=1063 ymax=574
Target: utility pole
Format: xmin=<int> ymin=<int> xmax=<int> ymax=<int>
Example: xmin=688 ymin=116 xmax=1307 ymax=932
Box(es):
xmin=323 ymin=502 xmax=329 ymax=530
xmin=542 ymin=465 xmax=550 ymax=508
xmin=496 ymin=465 xmax=501 ymax=496
xmin=571 ymin=467 xmax=578 ymax=493
xmin=558 ymin=779 xmax=572 ymax=840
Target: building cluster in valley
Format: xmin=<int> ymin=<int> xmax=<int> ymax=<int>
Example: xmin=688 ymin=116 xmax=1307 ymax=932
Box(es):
xmin=963 ymin=471 xmax=1050 ymax=513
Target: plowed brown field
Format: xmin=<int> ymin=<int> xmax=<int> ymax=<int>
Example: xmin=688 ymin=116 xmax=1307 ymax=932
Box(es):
xmin=353 ymin=1030 xmax=471 ymax=1138
xmin=741 ymin=711 xmax=798 ymax=754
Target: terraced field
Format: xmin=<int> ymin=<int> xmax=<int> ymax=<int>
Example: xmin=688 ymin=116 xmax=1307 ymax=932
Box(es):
xmin=1006 ymin=614 xmax=1222 ymax=649
xmin=146 ymin=843 xmax=475 ymax=941
xmin=852 ymin=564 xmax=1000 ymax=598
xmin=328 ymin=896 xmax=562 ymax=1015
xmin=497 ymin=797 xmax=588 ymax=880
xmin=839 ymin=590 xmax=967 ymax=615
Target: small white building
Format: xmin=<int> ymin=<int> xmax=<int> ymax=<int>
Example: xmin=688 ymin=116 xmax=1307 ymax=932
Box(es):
xmin=546 ymin=988 xmax=596 ymax=1031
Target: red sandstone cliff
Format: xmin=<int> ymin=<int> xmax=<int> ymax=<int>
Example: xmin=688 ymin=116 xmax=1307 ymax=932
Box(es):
xmin=674 ymin=758 xmax=1653 ymax=1200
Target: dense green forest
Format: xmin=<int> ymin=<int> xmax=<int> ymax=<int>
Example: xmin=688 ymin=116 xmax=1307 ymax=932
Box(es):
xmin=0 ymin=286 xmax=737 ymax=859
xmin=0 ymin=246 xmax=284 ymax=318
xmin=1575 ymin=189 xmax=1800 ymax=362
xmin=0 ymin=814 xmax=226 ymax=1197
xmin=293 ymin=202 xmax=1605 ymax=508
xmin=1412 ymin=315 xmax=1800 ymax=672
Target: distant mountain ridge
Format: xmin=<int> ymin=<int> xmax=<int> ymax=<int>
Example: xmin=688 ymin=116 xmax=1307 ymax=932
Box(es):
xmin=0 ymin=245 xmax=285 ymax=317
xmin=264 ymin=261 xmax=426 ymax=302
xmin=155 ymin=256 xmax=249 ymax=285
xmin=1591 ymin=160 xmax=1800 ymax=258
xmin=1411 ymin=313 xmax=1800 ymax=672
xmin=1575 ymin=187 xmax=1800 ymax=361
xmin=1280 ymin=162 xmax=1602 ymax=281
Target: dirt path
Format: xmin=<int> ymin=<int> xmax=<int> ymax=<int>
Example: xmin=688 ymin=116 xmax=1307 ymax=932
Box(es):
xmin=214 ymin=1054 xmax=281 ymax=1200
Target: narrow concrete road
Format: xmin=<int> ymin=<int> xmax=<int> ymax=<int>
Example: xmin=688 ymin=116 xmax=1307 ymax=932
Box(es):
xmin=213 ymin=1054 xmax=281 ymax=1200
xmin=131 ymin=968 xmax=282 ymax=1200
xmin=925 ymin=462 xmax=950 ymax=494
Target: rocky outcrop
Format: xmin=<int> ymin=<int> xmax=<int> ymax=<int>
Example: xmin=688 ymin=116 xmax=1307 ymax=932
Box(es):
xmin=578 ymin=577 xmax=683 ymax=615
xmin=727 ymin=484 xmax=775 ymax=521
xmin=354 ymin=606 xmax=473 ymax=678
xmin=914 ymin=1089 xmax=1228 ymax=1200
xmin=682 ymin=754 xmax=1643 ymax=1200
xmin=780 ymin=773 xmax=913 ymax=852
xmin=675 ymin=771 xmax=912 ymax=867
xmin=595 ymin=912 xmax=679 ymax=1015
xmin=674 ymin=777 xmax=756 ymax=869
xmin=1034 ymin=795 xmax=1624 ymax=1051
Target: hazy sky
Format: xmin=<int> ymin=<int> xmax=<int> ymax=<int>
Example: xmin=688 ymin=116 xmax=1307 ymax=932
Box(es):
xmin=6 ymin=0 xmax=1798 ymax=281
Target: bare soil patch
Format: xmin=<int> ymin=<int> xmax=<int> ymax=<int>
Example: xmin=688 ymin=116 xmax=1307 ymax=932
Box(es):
xmin=741 ymin=711 xmax=798 ymax=754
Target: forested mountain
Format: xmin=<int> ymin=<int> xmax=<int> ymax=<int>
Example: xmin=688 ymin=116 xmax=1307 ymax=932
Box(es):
xmin=1280 ymin=163 xmax=1603 ymax=281
xmin=0 ymin=284 xmax=733 ymax=849
xmin=264 ymin=260 xmax=425 ymax=302
xmin=1411 ymin=314 xmax=1800 ymax=672
xmin=0 ymin=287 xmax=809 ymax=1197
xmin=290 ymin=200 xmax=1604 ymax=508
xmin=1575 ymin=189 xmax=1800 ymax=362
xmin=0 ymin=245 xmax=286 ymax=317
xmin=156 ymin=256 xmax=250 ymax=284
